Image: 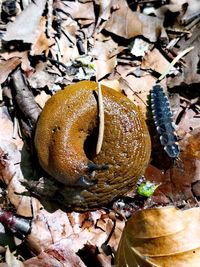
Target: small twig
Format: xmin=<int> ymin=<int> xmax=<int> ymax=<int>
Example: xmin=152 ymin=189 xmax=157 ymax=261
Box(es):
xmin=46 ymin=0 xmax=54 ymax=38
xmin=12 ymin=116 xmax=19 ymax=139
xmin=0 ymin=85 xmax=2 ymax=101
xmin=157 ymin=46 xmax=194 ymax=82
xmin=96 ymin=82 xmax=104 ymax=155
xmin=45 ymin=56 xmax=70 ymax=72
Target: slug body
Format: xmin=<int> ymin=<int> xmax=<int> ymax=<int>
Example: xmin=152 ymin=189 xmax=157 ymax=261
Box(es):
xmin=34 ymin=81 xmax=151 ymax=210
xmin=150 ymin=84 xmax=180 ymax=158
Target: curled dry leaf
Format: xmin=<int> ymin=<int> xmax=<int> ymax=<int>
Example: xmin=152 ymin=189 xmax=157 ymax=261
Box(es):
xmin=116 ymin=206 xmax=200 ymax=267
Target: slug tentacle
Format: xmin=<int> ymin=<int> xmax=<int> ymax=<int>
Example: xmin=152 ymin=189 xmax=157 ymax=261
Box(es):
xmin=34 ymin=81 xmax=151 ymax=210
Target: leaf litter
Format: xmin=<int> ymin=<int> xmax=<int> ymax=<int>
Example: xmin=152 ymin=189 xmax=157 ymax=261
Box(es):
xmin=0 ymin=0 xmax=200 ymax=266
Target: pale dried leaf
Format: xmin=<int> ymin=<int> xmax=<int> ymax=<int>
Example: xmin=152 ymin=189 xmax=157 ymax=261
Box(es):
xmin=141 ymin=48 xmax=170 ymax=74
xmin=130 ymin=38 xmax=151 ymax=57
xmin=7 ymin=175 xmax=41 ymax=217
xmin=95 ymin=57 xmax=116 ymax=80
xmin=30 ymin=17 xmax=55 ymax=56
xmin=27 ymin=210 xmax=74 ymax=254
xmin=0 ymin=107 xmax=22 ymax=148
xmin=91 ymin=37 xmax=119 ymax=60
xmin=1 ymin=51 xmax=27 ymax=61
xmin=51 ymin=35 xmax=79 ymax=64
xmin=55 ymin=0 xmax=95 ymax=25
xmin=5 ymin=247 xmax=24 ymax=267
xmin=35 ymin=91 xmax=51 ymax=108
xmin=23 ymin=246 xmax=86 ymax=267
xmin=3 ymin=0 xmax=46 ymax=43
xmin=101 ymin=79 xmax=121 ymax=92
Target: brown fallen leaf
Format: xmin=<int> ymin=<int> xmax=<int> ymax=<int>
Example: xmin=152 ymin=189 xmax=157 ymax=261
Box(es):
xmin=0 ymin=58 xmax=21 ymax=84
xmin=167 ymin=23 xmax=200 ymax=87
xmin=141 ymin=48 xmax=170 ymax=75
xmin=91 ymin=36 xmax=120 ymax=80
xmin=145 ymin=128 xmax=200 ymax=206
xmin=104 ymin=0 xmax=163 ymax=42
xmin=116 ymin=206 xmax=200 ymax=267
xmin=116 ymin=64 xmax=166 ymax=115
xmin=30 ymin=17 xmax=55 ymax=56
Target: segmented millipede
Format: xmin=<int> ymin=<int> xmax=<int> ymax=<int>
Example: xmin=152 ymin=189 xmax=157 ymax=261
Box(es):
xmin=150 ymin=84 xmax=180 ymax=158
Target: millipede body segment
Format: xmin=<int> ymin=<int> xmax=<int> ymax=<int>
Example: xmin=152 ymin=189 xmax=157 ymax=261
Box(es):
xmin=150 ymin=84 xmax=180 ymax=158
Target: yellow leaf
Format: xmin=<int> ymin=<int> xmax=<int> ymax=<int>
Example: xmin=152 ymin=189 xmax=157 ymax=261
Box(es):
xmin=116 ymin=207 xmax=200 ymax=267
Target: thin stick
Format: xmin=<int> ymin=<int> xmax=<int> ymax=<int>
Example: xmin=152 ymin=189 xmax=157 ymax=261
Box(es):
xmin=12 ymin=116 xmax=18 ymax=139
xmin=96 ymin=82 xmax=105 ymax=155
xmin=157 ymin=46 xmax=194 ymax=82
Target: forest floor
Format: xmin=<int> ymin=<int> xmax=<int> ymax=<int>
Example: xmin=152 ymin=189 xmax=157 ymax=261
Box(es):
xmin=0 ymin=0 xmax=200 ymax=266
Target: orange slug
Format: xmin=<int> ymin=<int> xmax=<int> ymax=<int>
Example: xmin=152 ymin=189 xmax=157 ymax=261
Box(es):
xmin=34 ymin=81 xmax=151 ymax=210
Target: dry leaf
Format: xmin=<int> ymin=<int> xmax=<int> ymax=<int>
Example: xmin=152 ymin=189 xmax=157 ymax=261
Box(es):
xmin=104 ymin=0 xmax=163 ymax=42
xmin=0 ymin=107 xmax=23 ymax=149
xmin=167 ymin=25 xmax=200 ymax=87
xmin=0 ymin=58 xmax=21 ymax=84
xmin=54 ymin=0 xmax=95 ymax=26
xmin=101 ymin=79 xmax=121 ymax=92
xmin=3 ymin=0 xmax=46 ymax=43
xmin=116 ymin=207 xmax=200 ymax=267
xmin=144 ymin=129 xmax=200 ymax=206
xmin=5 ymin=246 xmax=24 ymax=267
xmin=34 ymin=91 xmax=51 ymax=109
xmin=91 ymin=37 xmax=119 ymax=80
xmin=155 ymin=0 xmax=200 ymax=22
xmin=94 ymin=57 xmax=116 ymax=80
xmin=27 ymin=210 xmax=74 ymax=254
xmin=141 ymin=48 xmax=170 ymax=75
xmin=28 ymin=61 xmax=59 ymax=89
xmin=23 ymin=245 xmax=86 ymax=267
xmin=30 ymin=17 xmax=55 ymax=56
